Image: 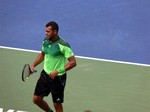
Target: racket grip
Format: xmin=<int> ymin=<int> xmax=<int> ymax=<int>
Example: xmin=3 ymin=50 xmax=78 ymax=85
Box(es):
xmin=34 ymin=70 xmax=37 ymax=73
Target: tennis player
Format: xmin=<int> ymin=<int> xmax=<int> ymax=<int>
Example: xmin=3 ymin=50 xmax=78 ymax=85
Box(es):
xmin=30 ymin=21 xmax=77 ymax=112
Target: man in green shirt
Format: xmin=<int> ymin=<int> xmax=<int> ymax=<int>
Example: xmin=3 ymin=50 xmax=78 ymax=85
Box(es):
xmin=30 ymin=21 xmax=77 ymax=112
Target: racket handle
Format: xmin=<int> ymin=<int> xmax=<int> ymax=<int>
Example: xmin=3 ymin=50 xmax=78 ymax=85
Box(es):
xmin=34 ymin=70 xmax=37 ymax=73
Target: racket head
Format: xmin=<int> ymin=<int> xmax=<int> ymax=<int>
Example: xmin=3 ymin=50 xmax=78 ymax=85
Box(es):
xmin=22 ymin=64 xmax=31 ymax=81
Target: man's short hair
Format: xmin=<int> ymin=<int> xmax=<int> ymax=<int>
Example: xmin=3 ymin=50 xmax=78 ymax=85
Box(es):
xmin=46 ymin=21 xmax=59 ymax=32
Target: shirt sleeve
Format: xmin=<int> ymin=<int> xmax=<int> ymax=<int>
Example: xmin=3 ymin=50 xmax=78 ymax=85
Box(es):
xmin=59 ymin=43 xmax=74 ymax=58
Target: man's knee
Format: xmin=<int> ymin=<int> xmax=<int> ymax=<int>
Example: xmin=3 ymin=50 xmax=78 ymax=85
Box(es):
xmin=53 ymin=102 xmax=62 ymax=109
xmin=33 ymin=96 xmax=43 ymax=105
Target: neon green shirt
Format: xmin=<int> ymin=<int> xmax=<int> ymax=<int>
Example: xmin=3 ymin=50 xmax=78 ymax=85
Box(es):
xmin=42 ymin=37 xmax=74 ymax=76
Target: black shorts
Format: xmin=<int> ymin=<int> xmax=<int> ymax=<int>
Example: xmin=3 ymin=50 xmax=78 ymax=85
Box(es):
xmin=34 ymin=70 xmax=67 ymax=103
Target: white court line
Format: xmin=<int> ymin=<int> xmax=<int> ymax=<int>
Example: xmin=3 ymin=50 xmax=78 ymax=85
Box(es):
xmin=0 ymin=45 xmax=150 ymax=67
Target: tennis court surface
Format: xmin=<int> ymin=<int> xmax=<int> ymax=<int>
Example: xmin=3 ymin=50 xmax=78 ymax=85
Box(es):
xmin=0 ymin=47 xmax=150 ymax=112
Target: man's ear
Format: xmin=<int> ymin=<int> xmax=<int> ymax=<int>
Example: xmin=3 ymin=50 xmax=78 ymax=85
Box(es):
xmin=54 ymin=30 xmax=57 ymax=34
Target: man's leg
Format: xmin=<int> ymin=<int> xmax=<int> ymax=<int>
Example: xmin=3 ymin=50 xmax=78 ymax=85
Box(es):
xmin=33 ymin=95 xmax=53 ymax=112
xmin=53 ymin=102 xmax=63 ymax=112
xmin=52 ymin=74 xmax=66 ymax=112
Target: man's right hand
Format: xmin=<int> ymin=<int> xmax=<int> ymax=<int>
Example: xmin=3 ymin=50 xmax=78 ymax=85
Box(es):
xmin=30 ymin=65 xmax=35 ymax=74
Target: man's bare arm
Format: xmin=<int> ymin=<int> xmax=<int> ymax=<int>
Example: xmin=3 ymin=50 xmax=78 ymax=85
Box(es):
xmin=30 ymin=51 xmax=45 ymax=72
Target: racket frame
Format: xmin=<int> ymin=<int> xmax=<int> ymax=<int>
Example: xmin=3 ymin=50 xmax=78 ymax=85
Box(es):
xmin=22 ymin=64 xmax=31 ymax=81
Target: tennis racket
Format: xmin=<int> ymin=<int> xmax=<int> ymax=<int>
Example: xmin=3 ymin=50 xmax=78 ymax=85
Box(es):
xmin=22 ymin=64 xmax=37 ymax=81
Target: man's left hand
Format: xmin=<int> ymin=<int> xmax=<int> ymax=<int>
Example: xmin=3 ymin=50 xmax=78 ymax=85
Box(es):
xmin=49 ymin=70 xmax=59 ymax=79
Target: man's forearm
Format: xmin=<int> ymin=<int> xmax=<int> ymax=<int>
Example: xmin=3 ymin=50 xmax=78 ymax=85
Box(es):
xmin=55 ymin=56 xmax=76 ymax=75
xmin=32 ymin=51 xmax=44 ymax=67
xmin=64 ymin=56 xmax=77 ymax=71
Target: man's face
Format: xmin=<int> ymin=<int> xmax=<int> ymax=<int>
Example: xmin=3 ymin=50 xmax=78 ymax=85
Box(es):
xmin=45 ymin=26 xmax=55 ymax=39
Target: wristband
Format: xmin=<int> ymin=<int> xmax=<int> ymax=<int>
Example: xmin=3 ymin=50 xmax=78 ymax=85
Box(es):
xmin=58 ymin=68 xmax=66 ymax=73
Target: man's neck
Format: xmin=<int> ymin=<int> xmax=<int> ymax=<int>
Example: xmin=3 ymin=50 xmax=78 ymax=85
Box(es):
xmin=49 ymin=35 xmax=59 ymax=43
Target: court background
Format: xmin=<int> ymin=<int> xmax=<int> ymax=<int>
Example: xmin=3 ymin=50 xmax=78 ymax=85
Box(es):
xmin=0 ymin=0 xmax=150 ymax=112
xmin=0 ymin=0 xmax=150 ymax=64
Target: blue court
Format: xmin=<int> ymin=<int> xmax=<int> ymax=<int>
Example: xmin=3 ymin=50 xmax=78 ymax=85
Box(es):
xmin=0 ymin=0 xmax=150 ymax=112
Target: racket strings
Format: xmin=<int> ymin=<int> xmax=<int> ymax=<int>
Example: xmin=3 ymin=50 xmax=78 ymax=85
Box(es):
xmin=22 ymin=64 xmax=30 ymax=81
